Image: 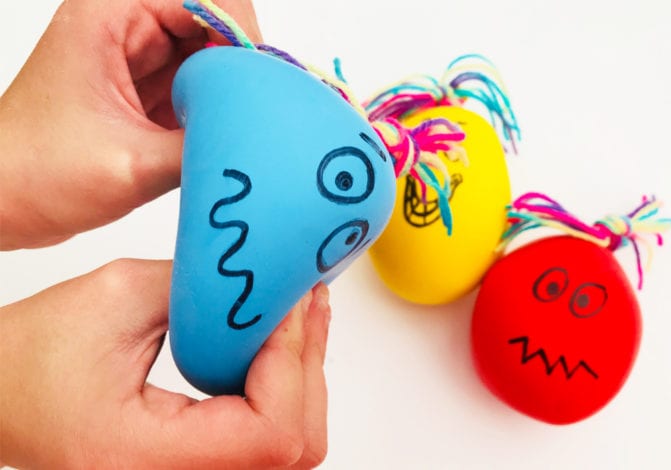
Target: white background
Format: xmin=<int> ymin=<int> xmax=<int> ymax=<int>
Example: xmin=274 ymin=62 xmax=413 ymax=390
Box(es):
xmin=1 ymin=1 xmax=670 ymax=469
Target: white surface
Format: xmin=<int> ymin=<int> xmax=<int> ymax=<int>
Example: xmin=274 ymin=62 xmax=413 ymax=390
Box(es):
xmin=2 ymin=1 xmax=670 ymax=469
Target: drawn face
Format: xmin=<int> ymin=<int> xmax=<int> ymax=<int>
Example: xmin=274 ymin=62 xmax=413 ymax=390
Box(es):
xmin=471 ymin=236 xmax=642 ymax=424
xmin=169 ymin=47 xmax=396 ymax=395
xmin=315 ymin=133 xmax=389 ymax=277
xmin=369 ymin=106 xmax=511 ymax=305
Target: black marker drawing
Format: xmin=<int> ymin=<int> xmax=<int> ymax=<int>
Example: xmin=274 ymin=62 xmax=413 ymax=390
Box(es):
xmin=531 ymin=268 xmax=608 ymax=319
xmin=570 ymin=282 xmax=608 ymax=318
xmin=317 ymin=146 xmax=375 ymax=204
xmin=209 ymin=169 xmax=261 ymax=330
xmin=508 ymin=336 xmax=599 ymax=380
xmin=532 ymin=267 xmax=569 ymax=303
xmin=316 ymin=219 xmax=370 ymax=273
xmin=314 ymin=142 xmax=378 ymax=273
xmin=359 ymin=132 xmax=389 ymax=162
xmin=403 ymin=173 xmax=463 ymax=228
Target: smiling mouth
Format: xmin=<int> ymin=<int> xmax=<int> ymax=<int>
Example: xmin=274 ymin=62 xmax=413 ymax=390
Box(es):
xmin=403 ymin=173 xmax=463 ymax=228
xmin=508 ymin=336 xmax=598 ymax=380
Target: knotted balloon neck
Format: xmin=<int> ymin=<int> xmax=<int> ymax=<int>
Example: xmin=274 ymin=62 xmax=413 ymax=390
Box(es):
xmin=500 ymin=192 xmax=671 ymax=290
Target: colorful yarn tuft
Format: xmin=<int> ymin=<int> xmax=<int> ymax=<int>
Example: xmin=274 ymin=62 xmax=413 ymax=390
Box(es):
xmin=362 ymin=54 xmax=520 ymax=233
xmin=184 ymin=0 xmax=366 ymax=115
xmin=183 ymin=0 xmax=467 ymax=233
xmin=364 ymin=53 xmax=521 ymax=153
xmin=500 ymin=192 xmax=671 ymax=289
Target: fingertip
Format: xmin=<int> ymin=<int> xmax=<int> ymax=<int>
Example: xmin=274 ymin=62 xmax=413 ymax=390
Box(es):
xmin=313 ymin=282 xmax=330 ymax=306
xmin=311 ymin=283 xmax=332 ymax=324
xmin=302 ymin=284 xmax=331 ymax=369
xmin=257 ymin=290 xmax=311 ymax=358
xmin=299 ymin=288 xmax=315 ymax=316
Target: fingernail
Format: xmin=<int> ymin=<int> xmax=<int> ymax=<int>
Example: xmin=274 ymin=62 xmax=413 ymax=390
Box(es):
xmin=299 ymin=288 xmax=314 ymax=315
xmin=313 ymin=283 xmax=331 ymax=324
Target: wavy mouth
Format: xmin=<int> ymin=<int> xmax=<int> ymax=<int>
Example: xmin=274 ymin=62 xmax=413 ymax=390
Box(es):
xmin=508 ymin=336 xmax=598 ymax=380
xmin=403 ymin=173 xmax=463 ymax=228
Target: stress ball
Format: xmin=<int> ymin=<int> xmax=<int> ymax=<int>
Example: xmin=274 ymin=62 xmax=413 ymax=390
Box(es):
xmin=369 ymin=106 xmax=511 ymax=305
xmin=472 ymin=236 xmax=642 ymax=424
xmin=169 ymin=47 xmax=396 ymax=395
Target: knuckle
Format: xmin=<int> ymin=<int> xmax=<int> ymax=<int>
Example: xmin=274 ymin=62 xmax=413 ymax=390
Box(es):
xmin=100 ymin=146 xmax=157 ymax=207
xmin=110 ymin=147 xmax=148 ymax=200
xmin=265 ymin=429 xmax=305 ymax=468
xmin=94 ymin=258 xmax=146 ymax=295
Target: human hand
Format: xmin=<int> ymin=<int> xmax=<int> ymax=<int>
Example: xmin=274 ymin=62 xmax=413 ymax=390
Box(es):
xmin=0 ymin=0 xmax=261 ymax=250
xmin=0 ymin=259 xmax=330 ymax=469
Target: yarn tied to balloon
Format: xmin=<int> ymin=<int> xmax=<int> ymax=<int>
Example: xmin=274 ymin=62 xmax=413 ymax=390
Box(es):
xmin=363 ymin=75 xmax=460 ymax=122
xmin=185 ymin=0 xmax=367 ymax=115
xmin=500 ymin=192 xmax=671 ymax=289
xmin=364 ymin=54 xmax=521 ymax=153
xmin=369 ymin=116 xmax=466 ymax=235
xmin=360 ymin=54 xmax=521 ymax=233
xmin=184 ymin=0 xmax=487 ymax=234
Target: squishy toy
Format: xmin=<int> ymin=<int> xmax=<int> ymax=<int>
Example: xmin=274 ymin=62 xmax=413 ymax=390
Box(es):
xmin=471 ymin=192 xmax=670 ymax=424
xmin=366 ymin=56 xmax=521 ymax=305
xmin=169 ymin=1 xmax=459 ymax=395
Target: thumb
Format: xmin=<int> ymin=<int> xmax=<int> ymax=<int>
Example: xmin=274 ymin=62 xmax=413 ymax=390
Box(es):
xmin=86 ymin=259 xmax=174 ymax=389
xmin=119 ymin=126 xmax=184 ymax=204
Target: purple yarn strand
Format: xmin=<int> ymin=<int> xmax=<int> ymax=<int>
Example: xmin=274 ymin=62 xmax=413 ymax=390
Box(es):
xmin=449 ymin=71 xmax=484 ymax=89
xmin=631 ymin=238 xmax=644 ymax=289
xmin=256 ymin=44 xmax=307 ymax=71
xmin=627 ymin=197 xmax=652 ymax=218
xmin=184 ymin=2 xmax=243 ymax=46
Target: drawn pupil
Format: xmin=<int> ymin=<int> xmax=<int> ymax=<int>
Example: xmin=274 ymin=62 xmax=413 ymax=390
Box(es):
xmin=336 ymin=171 xmax=353 ymax=191
xmin=576 ymin=293 xmax=590 ymax=308
xmin=345 ymin=231 xmax=358 ymax=245
xmin=532 ymin=267 xmax=569 ymax=302
xmin=570 ymin=283 xmax=608 ymax=318
xmin=546 ymin=282 xmax=560 ymax=296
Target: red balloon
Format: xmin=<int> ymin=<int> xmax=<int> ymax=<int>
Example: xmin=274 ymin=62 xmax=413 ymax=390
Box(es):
xmin=471 ymin=236 xmax=642 ymax=424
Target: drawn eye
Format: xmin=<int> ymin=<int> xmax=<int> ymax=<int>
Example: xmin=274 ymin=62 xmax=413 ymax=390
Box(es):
xmin=317 ymin=146 xmax=374 ymax=204
xmin=532 ymin=267 xmax=569 ymax=302
xmin=317 ymin=220 xmax=370 ymax=273
xmin=570 ymin=283 xmax=608 ymax=318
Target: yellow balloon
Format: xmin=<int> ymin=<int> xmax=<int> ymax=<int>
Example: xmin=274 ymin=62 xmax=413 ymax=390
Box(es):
xmin=369 ymin=106 xmax=511 ymax=305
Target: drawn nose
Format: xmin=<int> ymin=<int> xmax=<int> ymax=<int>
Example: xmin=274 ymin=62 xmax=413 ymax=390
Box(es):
xmin=317 ymin=219 xmax=370 ymax=273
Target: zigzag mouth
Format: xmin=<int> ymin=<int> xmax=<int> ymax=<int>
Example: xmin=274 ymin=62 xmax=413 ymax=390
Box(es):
xmin=508 ymin=336 xmax=598 ymax=380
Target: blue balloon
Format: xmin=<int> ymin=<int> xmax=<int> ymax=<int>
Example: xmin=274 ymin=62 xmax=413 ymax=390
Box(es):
xmin=169 ymin=47 xmax=396 ymax=395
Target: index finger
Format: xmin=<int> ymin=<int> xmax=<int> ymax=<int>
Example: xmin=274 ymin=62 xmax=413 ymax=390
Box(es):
xmin=148 ymin=0 xmax=263 ymax=43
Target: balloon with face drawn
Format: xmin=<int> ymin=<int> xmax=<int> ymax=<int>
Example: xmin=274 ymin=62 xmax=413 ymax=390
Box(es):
xmin=471 ymin=236 xmax=642 ymax=424
xmin=169 ymin=47 xmax=396 ymax=396
xmin=369 ymin=106 xmax=511 ymax=305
